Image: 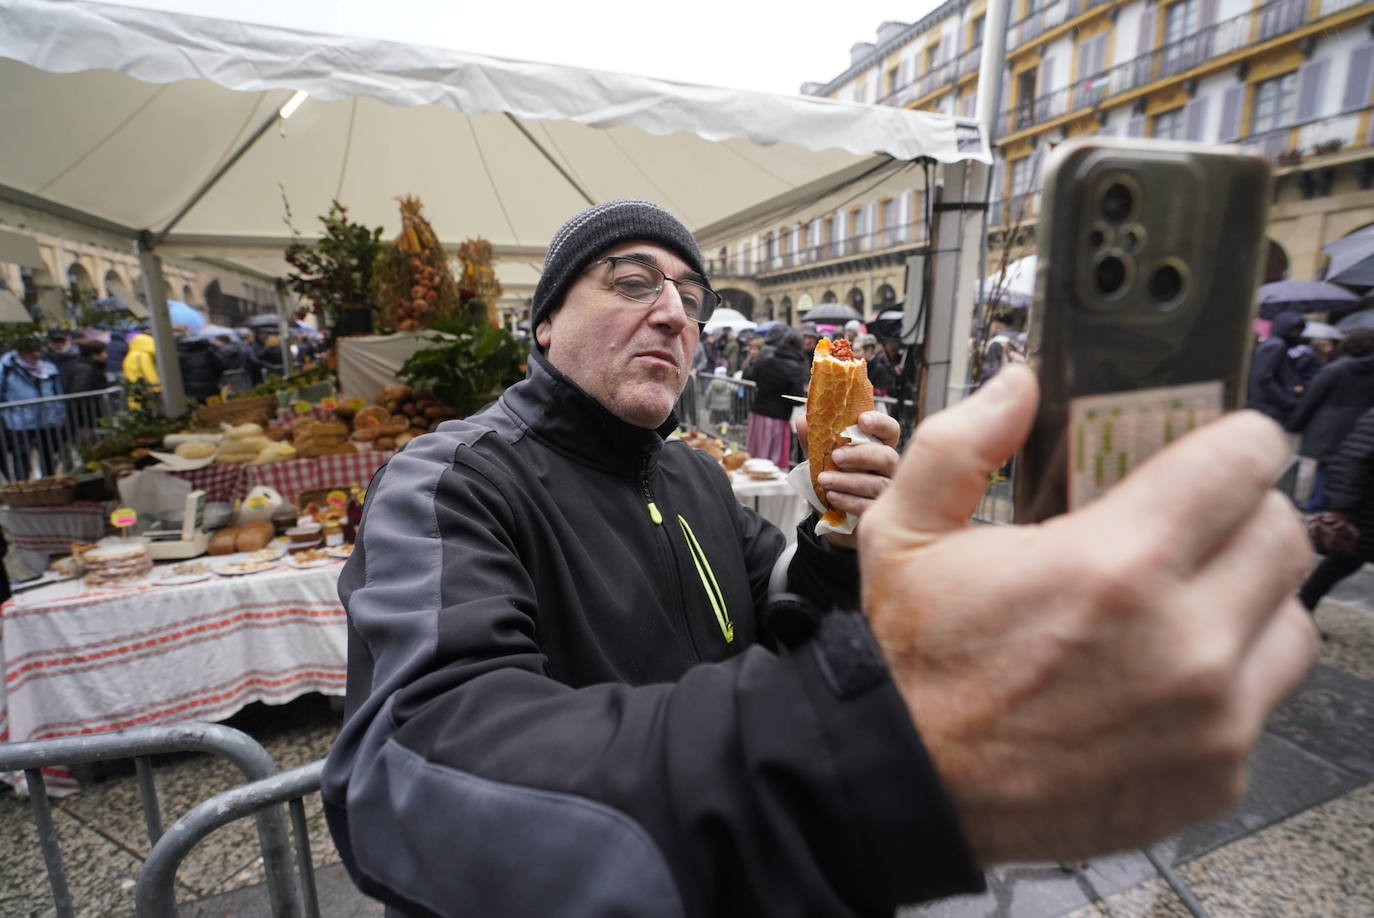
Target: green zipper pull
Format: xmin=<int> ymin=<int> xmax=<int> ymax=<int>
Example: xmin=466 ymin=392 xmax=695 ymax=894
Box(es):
xmin=647 ymin=501 xmax=663 ymax=525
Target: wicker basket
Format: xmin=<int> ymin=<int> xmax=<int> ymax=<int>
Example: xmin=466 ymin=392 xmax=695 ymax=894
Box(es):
xmin=0 ymin=477 xmax=78 ymax=507
xmin=195 ymin=394 xmax=278 ymax=429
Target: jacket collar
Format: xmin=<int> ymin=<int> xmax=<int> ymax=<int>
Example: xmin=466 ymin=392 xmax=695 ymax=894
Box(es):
xmin=500 ymin=348 xmax=676 ymax=479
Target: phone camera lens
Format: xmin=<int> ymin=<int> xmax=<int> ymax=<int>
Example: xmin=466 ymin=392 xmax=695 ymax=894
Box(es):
xmin=1102 ymin=183 xmax=1133 ymax=223
xmin=1095 ymin=256 xmax=1128 ymax=296
xmin=1089 ymin=228 xmax=1105 ymax=248
xmin=1148 ymin=263 xmax=1185 ymax=308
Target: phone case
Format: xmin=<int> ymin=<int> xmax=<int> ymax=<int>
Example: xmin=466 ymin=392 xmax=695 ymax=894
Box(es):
xmin=1013 ymin=138 xmax=1271 ymax=523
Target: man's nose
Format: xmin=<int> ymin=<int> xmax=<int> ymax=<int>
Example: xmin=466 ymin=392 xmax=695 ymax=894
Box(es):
xmin=647 ymin=280 xmax=691 ymax=331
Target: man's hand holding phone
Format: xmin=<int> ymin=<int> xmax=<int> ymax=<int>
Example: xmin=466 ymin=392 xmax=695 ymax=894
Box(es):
xmin=858 ymin=365 xmax=1318 ymax=863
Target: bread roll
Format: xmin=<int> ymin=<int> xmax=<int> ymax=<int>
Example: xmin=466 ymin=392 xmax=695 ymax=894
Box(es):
xmin=806 ymin=338 xmax=873 ymax=526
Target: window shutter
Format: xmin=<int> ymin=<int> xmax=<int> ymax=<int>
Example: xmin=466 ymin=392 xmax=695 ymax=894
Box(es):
xmin=1218 ymin=84 xmax=1244 ymax=142
xmin=1199 ymin=0 xmax=1218 ymax=27
xmin=1127 ymin=115 xmax=1145 ymax=137
xmin=1137 ymin=6 xmax=1156 ymax=55
xmin=1295 ymin=58 xmax=1331 ymax=123
xmin=1040 ymin=55 xmax=1056 ymax=94
xmin=1343 ymin=44 xmax=1374 ymax=113
xmin=1184 ymin=96 xmax=1209 ymax=141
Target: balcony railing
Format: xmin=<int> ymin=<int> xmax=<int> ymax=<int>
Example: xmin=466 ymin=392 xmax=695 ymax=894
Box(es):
xmin=996 ymin=0 xmax=1340 ymax=136
xmin=1007 ymin=0 xmax=1114 ymax=50
xmin=707 ymin=220 xmax=929 ymax=278
xmin=987 ymin=102 xmax=1374 ymax=226
xmin=878 ymin=47 xmax=982 ymax=107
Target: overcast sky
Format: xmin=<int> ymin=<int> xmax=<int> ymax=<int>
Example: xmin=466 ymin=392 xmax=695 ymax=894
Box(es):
xmin=106 ymin=0 xmax=937 ymax=96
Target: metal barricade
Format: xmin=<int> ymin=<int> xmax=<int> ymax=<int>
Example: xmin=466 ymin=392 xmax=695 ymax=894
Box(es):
xmin=0 ymin=723 xmax=303 ymax=918
xmin=676 ymin=373 xmax=757 ymax=447
xmin=0 ymin=386 xmax=123 ymax=483
xmin=137 ymin=759 xmax=325 ymax=918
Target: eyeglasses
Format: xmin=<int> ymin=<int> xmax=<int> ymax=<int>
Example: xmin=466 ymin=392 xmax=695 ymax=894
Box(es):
xmin=590 ymin=256 xmax=720 ymax=324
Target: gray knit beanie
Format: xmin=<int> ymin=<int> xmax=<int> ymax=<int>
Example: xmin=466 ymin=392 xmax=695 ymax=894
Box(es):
xmin=530 ymin=199 xmax=707 ymax=335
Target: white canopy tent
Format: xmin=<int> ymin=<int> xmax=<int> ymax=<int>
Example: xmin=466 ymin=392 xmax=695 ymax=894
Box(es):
xmin=0 ymin=0 xmax=992 ymax=414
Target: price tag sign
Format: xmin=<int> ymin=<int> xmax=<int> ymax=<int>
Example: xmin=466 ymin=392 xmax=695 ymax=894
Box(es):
xmin=326 ymin=489 xmax=348 ymax=509
xmin=320 ymin=396 xmax=337 ymax=409
xmin=293 ymin=400 xmax=312 ymax=415
xmin=347 ymin=397 xmax=367 ymax=411
xmin=110 ymin=507 xmax=138 ymax=528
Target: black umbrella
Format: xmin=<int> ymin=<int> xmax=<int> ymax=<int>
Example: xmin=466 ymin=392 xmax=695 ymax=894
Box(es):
xmin=244 ymin=313 xmax=281 ymax=327
xmin=803 ymin=302 xmax=863 ymax=323
xmin=1256 ymin=280 xmax=1359 ymax=319
xmin=1324 ymin=224 xmax=1374 ymax=288
xmin=1336 ymin=308 xmax=1374 ymax=334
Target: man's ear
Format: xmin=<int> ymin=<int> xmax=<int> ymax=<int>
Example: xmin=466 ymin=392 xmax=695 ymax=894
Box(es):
xmin=535 ymin=317 xmax=553 ymax=350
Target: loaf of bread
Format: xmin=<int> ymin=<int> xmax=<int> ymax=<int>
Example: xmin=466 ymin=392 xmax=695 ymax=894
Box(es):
xmin=209 ymin=528 xmax=240 ymax=555
xmin=234 ymin=520 xmax=276 ymax=552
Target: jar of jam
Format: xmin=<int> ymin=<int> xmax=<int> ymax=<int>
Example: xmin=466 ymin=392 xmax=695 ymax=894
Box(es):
xmin=322 ymin=519 xmax=344 ymax=548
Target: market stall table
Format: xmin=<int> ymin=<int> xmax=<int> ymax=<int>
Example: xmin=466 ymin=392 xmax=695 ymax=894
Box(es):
xmin=0 ymin=558 xmax=348 ymax=795
xmin=0 ymin=502 xmax=113 ymax=574
xmin=731 ymin=477 xmax=809 ymax=544
xmin=169 ymin=450 xmax=396 ymax=504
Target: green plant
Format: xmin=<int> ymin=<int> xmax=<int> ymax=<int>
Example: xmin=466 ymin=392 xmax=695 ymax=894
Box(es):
xmin=398 ymin=316 xmax=528 ymax=417
xmin=282 ymin=196 xmax=385 ymax=338
xmin=247 ymin=364 xmax=332 ymax=398
xmin=0 ymin=322 xmax=44 ymax=354
xmin=81 ymin=379 xmax=189 ymax=462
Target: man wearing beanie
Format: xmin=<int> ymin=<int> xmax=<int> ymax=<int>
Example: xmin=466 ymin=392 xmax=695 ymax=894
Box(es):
xmin=324 ymin=200 xmax=1317 ymax=917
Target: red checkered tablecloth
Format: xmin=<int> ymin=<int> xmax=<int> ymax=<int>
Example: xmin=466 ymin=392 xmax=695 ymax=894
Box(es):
xmin=171 ymin=463 xmax=251 ymax=504
xmin=246 ymin=450 xmax=396 ymax=504
xmin=167 ymin=451 xmax=395 ymax=504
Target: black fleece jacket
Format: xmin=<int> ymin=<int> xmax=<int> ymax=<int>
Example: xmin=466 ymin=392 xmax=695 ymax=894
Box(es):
xmin=322 ymin=350 xmax=982 ymax=917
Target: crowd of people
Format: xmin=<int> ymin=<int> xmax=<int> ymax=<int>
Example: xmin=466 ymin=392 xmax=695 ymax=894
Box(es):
xmin=1247 ymin=308 xmax=1374 ymax=623
xmin=0 ymin=321 xmax=322 ymax=483
xmin=688 ymin=318 xmax=907 ymax=471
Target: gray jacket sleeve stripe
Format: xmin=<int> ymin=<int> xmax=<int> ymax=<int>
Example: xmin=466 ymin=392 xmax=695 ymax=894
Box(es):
xmin=350 ymin=733 xmax=684 ymax=918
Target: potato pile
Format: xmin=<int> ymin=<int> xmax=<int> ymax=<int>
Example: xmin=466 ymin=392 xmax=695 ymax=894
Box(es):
xmin=333 ymin=385 xmax=452 ymax=452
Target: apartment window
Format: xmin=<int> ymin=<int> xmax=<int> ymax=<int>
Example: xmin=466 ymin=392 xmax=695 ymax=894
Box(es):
xmin=886 ymin=66 xmax=900 ymax=97
xmin=970 ymin=14 xmax=985 ymax=49
xmin=823 ymin=215 xmax=836 ymax=257
xmin=1251 ymin=71 xmax=1298 ymax=135
xmin=1160 ymin=0 xmax=1200 ymax=75
xmin=1152 ymin=106 xmax=1185 ymax=139
xmin=1016 ymin=68 xmax=1039 ymax=128
xmin=1010 ymin=156 xmax=1032 ymax=217
xmin=880 ymin=198 xmax=897 ymax=247
xmin=925 ymin=43 xmax=940 ymax=74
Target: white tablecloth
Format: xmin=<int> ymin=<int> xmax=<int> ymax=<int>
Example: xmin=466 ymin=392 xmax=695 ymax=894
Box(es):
xmin=0 ymin=561 xmax=347 ymax=794
xmin=732 ymin=478 xmax=809 ymax=544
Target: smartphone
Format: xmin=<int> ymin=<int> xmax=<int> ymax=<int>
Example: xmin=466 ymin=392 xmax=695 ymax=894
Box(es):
xmin=1012 ymin=138 xmax=1271 ymax=524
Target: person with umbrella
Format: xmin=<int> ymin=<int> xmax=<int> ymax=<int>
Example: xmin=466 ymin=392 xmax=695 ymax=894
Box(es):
xmin=1246 ymin=312 xmax=1305 ymax=423
xmin=1285 ymin=328 xmax=1374 ymax=511
xmin=175 ymin=325 xmax=224 ymax=404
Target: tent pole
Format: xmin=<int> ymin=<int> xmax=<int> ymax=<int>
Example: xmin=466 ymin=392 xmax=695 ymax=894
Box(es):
xmin=922 ymin=161 xmax=985 ymax=419
xmin=135 ymin=235 xmax=188 ymax=418
xmin=973 ymin=0 xmax=1012 ymax=376
xmin=275 ymin=284 xmax=294 ymax=379
xmin=502 ymin=114 xmax=595 ymax=206
xmin=151 ymin=101 xmax=288 ymax=247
